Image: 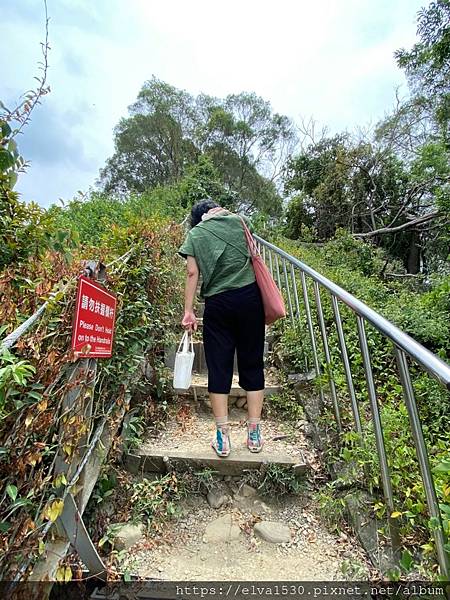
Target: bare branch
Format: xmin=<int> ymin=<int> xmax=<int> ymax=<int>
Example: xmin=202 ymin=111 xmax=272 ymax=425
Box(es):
xmin=353 ymin=210 xmax=440 ymax=238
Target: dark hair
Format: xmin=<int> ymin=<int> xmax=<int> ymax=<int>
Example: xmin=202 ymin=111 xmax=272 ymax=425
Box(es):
xmin=190 ymin=199 xmax=219 ymax=228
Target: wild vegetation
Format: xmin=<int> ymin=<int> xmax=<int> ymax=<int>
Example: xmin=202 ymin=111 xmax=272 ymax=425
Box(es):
xmin=0 ymin=0 xmax=448 ymax=582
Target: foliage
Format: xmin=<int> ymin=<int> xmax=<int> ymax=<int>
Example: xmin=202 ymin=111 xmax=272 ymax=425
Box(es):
xmin=269 ymin=233 xmax=450 ymax=575
xmin=395 ymin=0 xmax=450 ymax=135
xmin=242 ymin=463 xmax=305 ymax=497
xmin=284 ymin=135 xmax=449 ymax=273
xmin=99 ymin=77 xmax=293 ymax=216
xmin=0 ymin=197 xmax=184 ymax=578
xmin=130 ymin=473 xmax=182 ymax=529
xmin=264 ymin=376 xmax=306 ymax=421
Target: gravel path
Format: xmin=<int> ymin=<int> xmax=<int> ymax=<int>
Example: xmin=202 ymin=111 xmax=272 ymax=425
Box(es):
xmin=120 ymin=490 xmax=370 ymax=581
xmin=120 ymin=401 xmax=370 ymax=581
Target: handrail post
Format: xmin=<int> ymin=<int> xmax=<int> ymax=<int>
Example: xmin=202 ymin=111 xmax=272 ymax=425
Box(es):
xmin=300 ymin=271 xmax=325 ymax=405
xmin=395 ymin=347 xmax=450 ymax=579
xmin=331 ymin=295 xmax=363 ymax=435
xmin=313 ymin=281 xmax=341 ymax=431
xmin=357 ymin=316 xmax=401 ymax=559
xmin=282 ymin=259 xmax=295 ymax=324
xmin=274 ymin=253 xmax=282 ymax=288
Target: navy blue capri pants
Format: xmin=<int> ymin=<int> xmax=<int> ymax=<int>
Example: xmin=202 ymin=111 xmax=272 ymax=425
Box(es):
xmin=203 ymin=282 xmax=265 ymax=394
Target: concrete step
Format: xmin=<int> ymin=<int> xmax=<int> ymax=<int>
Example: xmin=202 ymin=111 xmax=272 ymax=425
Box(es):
xmin=124 ymin=448 xmax=307 ymax=477
xmin=189 ymin=372 xmax=280 ymax=399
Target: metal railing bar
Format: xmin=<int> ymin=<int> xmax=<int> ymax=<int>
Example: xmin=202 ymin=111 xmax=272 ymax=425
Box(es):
xmin=313 ymin=281 xmax=342 ymax=432
xmin=282 ymin=259 xmax=295 ymax=324
xmin=274 ymin=253 xmax=282 ymax=288
xmin=289 ymin=263 xmax=309 ymax=370
xmin=254 ymin=235 xmax=450 ymax=390
xmin=331 ymin=295 xmax=363 ymax=435
xmin=356 ymin=315 xmax=401 ymax=556
xmin=268 ymin=249 xmax=274 ymax=278
xmin=290 ymin=263 xmax=301 ymax=319
xmin=300 ymin=271 xmax=325 ymax=404
xmin=394 ymin=347 xmax=450 ymax=579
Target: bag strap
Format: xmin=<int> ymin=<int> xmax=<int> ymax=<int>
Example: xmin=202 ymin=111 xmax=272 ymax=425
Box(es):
xmin=178 ymin=331 xmax=194 ymax=353
xmin=238 ymin=216 xmax=260 ymax=258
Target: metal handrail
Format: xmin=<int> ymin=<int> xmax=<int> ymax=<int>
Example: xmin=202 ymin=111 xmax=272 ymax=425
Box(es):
xmin=255 ymin=234 xmax=450 ymax=578
xmin=255 ymin=235 xmax=450 ymax=390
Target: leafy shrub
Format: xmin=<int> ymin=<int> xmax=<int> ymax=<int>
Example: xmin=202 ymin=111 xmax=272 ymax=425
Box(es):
xmin=269 ymin=232 xmax=450 ymax=575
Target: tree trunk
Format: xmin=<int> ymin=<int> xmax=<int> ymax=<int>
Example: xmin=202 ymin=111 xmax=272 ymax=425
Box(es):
xmin=406 ymin=231 xmax=421 ymax=274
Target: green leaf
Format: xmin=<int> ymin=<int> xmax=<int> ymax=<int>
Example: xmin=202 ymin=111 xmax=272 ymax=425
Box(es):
xmin=0 ymin=521 xmax=11 ymax=533
xmin=434 ymin=461 xmax=450 ymax=474
xmin=400 ymin=549 xmax=413 ymax=572
xmin=8 ymin=171 xmax=18 ymax=189
xmin=0 ymin=149 xmax=14 ymax=171
xmin=0 ymin=121 xmax=12 ymax=137
xmin=6 ymin=484 xmax=18 ymax=502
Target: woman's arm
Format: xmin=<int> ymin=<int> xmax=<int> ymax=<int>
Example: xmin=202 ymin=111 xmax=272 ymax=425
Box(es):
xmin=181 ymin=255 xmax=199 ymax=331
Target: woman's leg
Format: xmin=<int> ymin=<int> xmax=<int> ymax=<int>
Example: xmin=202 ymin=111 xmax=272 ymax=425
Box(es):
xmin=210 ymin=393 xmax=229 ymax=419
xmin=234 ymin=283 xmax=266 ymax=452
xmin=246 ymin=390 xmax=264 ymax=419
xmin=203 ymin=293 xmax=235 ymax=457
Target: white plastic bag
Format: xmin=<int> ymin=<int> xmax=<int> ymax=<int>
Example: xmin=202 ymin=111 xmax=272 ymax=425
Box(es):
xmin=173 ymin=331 xmax=195 ymax=390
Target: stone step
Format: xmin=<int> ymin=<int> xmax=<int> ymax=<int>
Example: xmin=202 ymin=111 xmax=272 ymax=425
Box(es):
xmin=124 ymin=448 xmax=307 ymax=477
xmin=189 ymin=373 xmax=280 ymax=399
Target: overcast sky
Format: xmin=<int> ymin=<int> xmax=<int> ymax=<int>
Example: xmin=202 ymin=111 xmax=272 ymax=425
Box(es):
xmin=2 ymin=0 xmax=426 ymax=208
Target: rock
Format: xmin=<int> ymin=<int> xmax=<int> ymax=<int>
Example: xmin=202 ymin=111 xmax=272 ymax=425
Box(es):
xmin=243 ymin=402 xmax=248 ymax=409
xmin=228 ymin=396 xmax=237 ymax=407
xmin=99 ymin=499 xmax=115 ymax=517
xmin=207 ymin=489 xmax=228 ymax=509
xmin=204 ymin=398 xmax=212 ymax=408
xmin=235 ymin=397 xmax=247 ymax=408
xmin=254 ymin=521 xmax=291 ymax=544
xmin=112 ymin=523 xmax=145 ymax=550
xmin=204 ymin=514 xmax=241 ymax=543
xmin=239 ymin=484 xmax=257 ymax=498
xmin=252 ymin=499 xmax=273 ymax=515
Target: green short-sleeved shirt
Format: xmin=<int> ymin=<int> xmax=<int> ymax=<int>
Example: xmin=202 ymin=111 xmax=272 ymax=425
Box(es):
xmin=178 ymin=214 xmax=255 ymax=298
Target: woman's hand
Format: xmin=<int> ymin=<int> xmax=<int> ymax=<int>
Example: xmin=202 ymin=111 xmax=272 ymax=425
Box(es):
xmin=182 ymin=310 xmax=198 ymax=332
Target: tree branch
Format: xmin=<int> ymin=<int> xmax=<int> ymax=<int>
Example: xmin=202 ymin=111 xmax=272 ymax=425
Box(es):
xmin=353 ymin=210 xmax=440 ymax=237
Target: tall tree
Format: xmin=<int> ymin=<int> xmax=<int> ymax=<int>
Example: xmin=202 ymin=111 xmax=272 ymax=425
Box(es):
xmin=99 ymin=78 xmax=295 ymax=216
xmin=395 ymin=0 xmax=450 ymax=138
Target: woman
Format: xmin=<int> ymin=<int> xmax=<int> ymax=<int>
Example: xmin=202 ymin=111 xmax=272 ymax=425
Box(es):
xmin=178 ymin=200 xmax=265 ymax=458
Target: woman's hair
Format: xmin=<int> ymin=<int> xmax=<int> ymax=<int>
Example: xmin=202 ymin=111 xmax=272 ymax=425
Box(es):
xmin=190 ymin=199 xmax=219 ymax=228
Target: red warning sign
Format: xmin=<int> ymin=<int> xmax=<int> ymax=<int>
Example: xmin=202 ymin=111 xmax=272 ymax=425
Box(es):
xmin=71 ymin=276 xmax=117 ymax=358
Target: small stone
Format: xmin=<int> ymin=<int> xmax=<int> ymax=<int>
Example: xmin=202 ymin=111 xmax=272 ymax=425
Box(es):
xmin=207 ymin=489 xmax=227 ymax=509
xmin=240 ymin=484 xmax=257 ymax=498
xmin=204 ymin=514 xmax=241 ymax=543
xmin=252 ymin=500 xmax=273 ymax=515
xmin=224 ymin=475 xmax=232 ymax=482
xmin=112 ymin=523 xmax=145 ymax=551
xmin=235 ymin=397 xmax=247 ymax=408
xmin=254 ymin=521 xmax=291 ymax=544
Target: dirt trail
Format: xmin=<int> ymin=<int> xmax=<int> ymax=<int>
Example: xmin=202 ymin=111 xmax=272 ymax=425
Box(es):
xmin=119 ymin=402 xmax=371 ymax=581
